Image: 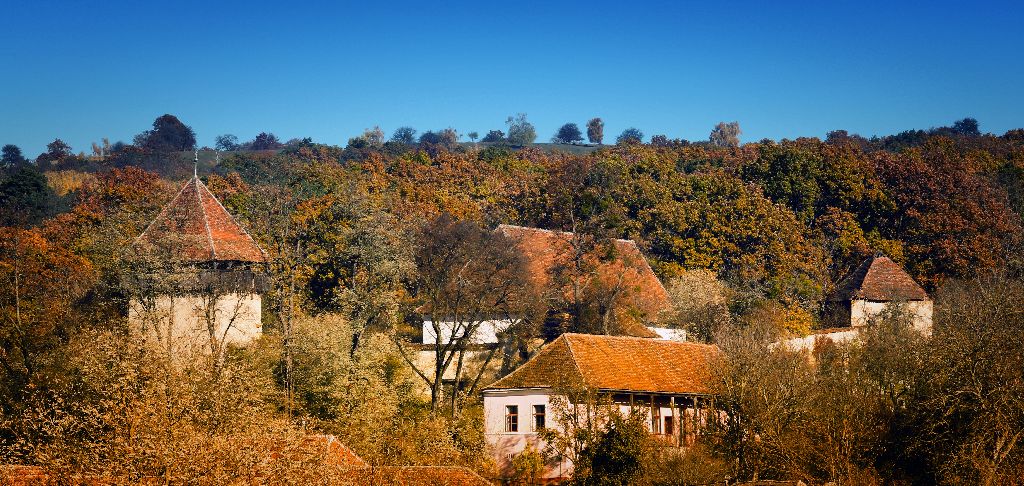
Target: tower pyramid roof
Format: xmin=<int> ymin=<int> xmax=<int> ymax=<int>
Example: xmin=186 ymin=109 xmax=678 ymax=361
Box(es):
xmin=829 ymin=255 xmax=927 ymax=302
xmin=135 ymin=176 xmax=265 ymax=263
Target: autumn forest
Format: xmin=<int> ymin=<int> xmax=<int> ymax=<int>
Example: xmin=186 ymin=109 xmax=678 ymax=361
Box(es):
xmin=2 ymin=114 xmax=1024 ymax=484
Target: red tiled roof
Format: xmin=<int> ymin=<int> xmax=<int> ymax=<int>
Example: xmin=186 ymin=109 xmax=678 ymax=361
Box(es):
xmin=363 ymin=466 xmax=492 ymax=485
xmin=829 ymin=255 xmax=927 ymax=302
xmin=270 ymin=434 xmax=367 ymax=467
xmin=486 ymin=333 xmax=720 ymax=395
xmin=135 ymin=177 xmax=264 ymax=263
xmin=497 ymin=225 xmax=667 ymax=338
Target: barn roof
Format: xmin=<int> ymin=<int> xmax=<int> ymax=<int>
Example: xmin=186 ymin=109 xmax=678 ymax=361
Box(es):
xmin=485 ymin=333 xmax=720 ymax=395
xmin=829 ymin=255 xmax=927 ymax=302
xmin=496 ymin=225 xmax=668 ymax=338
xmin=134 ymin=176 xmax=265 ymax=263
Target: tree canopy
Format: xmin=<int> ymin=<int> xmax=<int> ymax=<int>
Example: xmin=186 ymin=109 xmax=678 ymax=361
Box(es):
xmin=553 ymin=123 xmax=583 ymax=144
xmin=134 ymin=114 xmax=197 ymax=152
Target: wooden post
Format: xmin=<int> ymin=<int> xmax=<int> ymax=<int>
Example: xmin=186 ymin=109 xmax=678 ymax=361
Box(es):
xmin=670 ymin=396 xmax=677 ymax=446
xmin=650 ymin=394 xmax=656 ymax=434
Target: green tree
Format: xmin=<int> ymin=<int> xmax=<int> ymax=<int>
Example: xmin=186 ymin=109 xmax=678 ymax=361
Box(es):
xmin=553 ymin=123 xmax=584 ymax=144
xmin=1 ymin=145 xmax=26 ymax=168
xmin=573 ymin=411 xmax=652 ymax=485
xmin=952 ymin=117 xmax=980 ymax=136
xmin=134 ymin=114 xmax=197 ymax=152
xmin=391 ymin=126 xmax=417 ymax=144
xmin=709 ymin=121 xmax=742 ymax=147
xmin=214 ymin=134 xmax=239 ymax=151
xmin=0 ymin=165 xmax=58 ymax=227
xmin=587 ymin=118 xmax=604 ymax=144
xmin=506 ymin=113 xmax=537 ymax=146
xmin=249 ymin=132 xmax=283 ymax=150
xmin=616 ymin=128 xmax=643 ymax=144
xmin=482 ymin=130 xmax=505 ymax=143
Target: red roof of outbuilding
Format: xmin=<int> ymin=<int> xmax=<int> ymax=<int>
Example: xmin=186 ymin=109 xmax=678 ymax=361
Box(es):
xmin=829 ymin=255 xmax=928 ymax=302
xmin=486 ymin=333 xmax=720 ymax=395
xmin=497 ymin=225 xmax=668 ymax=338
xmin=135 ymin=177 xmax=264 ymax=263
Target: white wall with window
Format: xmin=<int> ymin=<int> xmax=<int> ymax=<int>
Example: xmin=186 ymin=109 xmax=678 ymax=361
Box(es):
xmin=483 ymin=390 xmax=569 ymax=477
xmin=421 ymin=318 xmax=518 ymax=345
xmin=484 ymin=389 xmax=705 ymax=480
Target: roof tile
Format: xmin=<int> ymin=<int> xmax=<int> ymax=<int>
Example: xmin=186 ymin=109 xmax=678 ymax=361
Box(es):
xmin=830 ymin=255 xmax=927 ymax=301
xmin=486 ymin=333 xmax=720 ymax=395
xmin=135 ymin=177 xmax=265 ymax=263
xmin=497 ymin=225 xmax=667 ymax=338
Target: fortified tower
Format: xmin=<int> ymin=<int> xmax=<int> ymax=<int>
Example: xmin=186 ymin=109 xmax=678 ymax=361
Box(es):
xmin=128 ymin=171 xmax=266 ymax=357
xmin=825 ymin=254 xmax=932 ymax=334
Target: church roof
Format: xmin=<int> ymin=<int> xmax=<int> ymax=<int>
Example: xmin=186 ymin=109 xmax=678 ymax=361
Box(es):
xmin=485 ymin=333 xmax=720 ymax=395
xmin=134 ymin=176 xmax=265 ymax=263
xmin=829 ymin=255 xmax=927 ymax=302
xmin=496 ymin=225 xmax=668 ymax=338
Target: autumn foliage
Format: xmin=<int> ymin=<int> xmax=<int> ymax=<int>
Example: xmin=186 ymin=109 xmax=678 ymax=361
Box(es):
xmin=2 ymin=119 xmax=1024 ymax=483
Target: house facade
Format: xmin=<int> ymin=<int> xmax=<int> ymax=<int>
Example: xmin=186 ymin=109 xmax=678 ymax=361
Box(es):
xmin=482 ymin=333 xmax=719 ymax=480
xmin=128 ymin=175 xmax=267 ymax=357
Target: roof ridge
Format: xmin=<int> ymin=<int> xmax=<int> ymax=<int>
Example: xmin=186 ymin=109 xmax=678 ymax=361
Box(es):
xmin=133 ymin=177 xmax=193 ymax=246
xmin=498 ymin=224 xmax=642 ymax=246
xmin=196 ymin=178 xmax=267 ymax=260
xmin=561 ymin=333 xmax=590 ymax=388
xmin=194 ymin=177 xmax=217 ymax=260
xmin=563 ymin=332 xmax=715 ymax=347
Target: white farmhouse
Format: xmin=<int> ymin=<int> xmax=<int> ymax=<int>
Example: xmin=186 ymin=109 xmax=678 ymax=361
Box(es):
xmin=128 ymin=174 xmax=267 ymax=358
xmin=482 ymin=333 xmax=719 ymax=480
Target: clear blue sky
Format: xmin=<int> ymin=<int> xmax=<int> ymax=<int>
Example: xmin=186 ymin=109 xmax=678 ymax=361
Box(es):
xmin=3 ymin=0 xmax=1023 ymax=156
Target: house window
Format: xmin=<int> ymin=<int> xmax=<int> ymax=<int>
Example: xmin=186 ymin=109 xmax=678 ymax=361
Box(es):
xmin=533 ymin=405 xmax=546 ymax=431
xmin=505 ymin=405 xmax=518 ymax=432
xmin=652 ymin=407 xmax=662 ymax=434
xmin=664 ymin=416 xmax=674 ymax=436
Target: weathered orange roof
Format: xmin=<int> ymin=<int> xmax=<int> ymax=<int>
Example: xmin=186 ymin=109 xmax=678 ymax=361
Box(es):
xmin=497 ymin=225 xmax=667 ymax=337
xmin=362 ymin=466 xmax=492 ymax=485
xmin=486 ymin=333 xmax=720 ymax=395
xmin=135 ymin=176 xmax=264 ymax=263
xmin=269 ymin=434 xmax=367 ymax=467
xmin=830 ymin=255 xmax=927 ymax=302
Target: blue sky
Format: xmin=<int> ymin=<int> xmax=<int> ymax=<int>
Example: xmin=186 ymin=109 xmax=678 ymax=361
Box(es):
xmin=2 ymin=0 xmax=1023 ymax=155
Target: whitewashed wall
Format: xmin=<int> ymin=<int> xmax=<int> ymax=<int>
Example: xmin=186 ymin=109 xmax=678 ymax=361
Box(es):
xmin=421 ymin=318 xmax=517 ymax=345
xmin=649 ymin=327 xmax=687 ymax=342
xmin=851 ymin=299 xmax=933 ymax=334
xmin=781 ymin=300 xmax=934 ymax=352
xmin=781 ymin=328 xmax=861 ymax=352
xmin=483 ymin=390 xmax=571 ymax=479
xmin=129 ymin=293 xmax=262 ymax=357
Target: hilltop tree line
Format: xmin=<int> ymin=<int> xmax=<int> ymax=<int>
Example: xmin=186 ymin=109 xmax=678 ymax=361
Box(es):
xmin=3 ymin=113 xmax=748 ymax=179
xmin=2 ymin=114 xmax=1024 ymax=482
